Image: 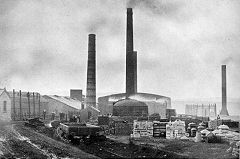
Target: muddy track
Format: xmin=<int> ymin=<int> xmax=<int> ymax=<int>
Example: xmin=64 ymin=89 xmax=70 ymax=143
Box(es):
xmin=0 ymin=123 xmax=48 ymax=158
xmin=0 ymin=122 xmax=98 ymax=159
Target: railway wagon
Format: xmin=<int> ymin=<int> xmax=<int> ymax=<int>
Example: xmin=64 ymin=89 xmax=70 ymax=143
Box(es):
xmin=58 ymin=123 xmax=105 ymax=143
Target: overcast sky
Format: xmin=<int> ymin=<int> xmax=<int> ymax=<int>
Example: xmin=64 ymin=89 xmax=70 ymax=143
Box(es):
xmin=1 ymin=0 xmax=240 ymax=104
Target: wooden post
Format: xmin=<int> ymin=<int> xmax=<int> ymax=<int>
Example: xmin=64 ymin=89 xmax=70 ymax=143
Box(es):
xmin=209 ymin=104 xmax=211 ymax=117
xmin=13 ymin=89 xmax=16 ymax=121
xmin=19 ymin=90 xmax=22 ymax=120
xmin=214 ymin=103 xmax=217 ymax=116
xmin=27 ymin=92 xmax=30 ymax=118
xmin=38 ymin=93 xmax=41 ymax=117
xmin=33 ymin=92 xmax=35 ymax=117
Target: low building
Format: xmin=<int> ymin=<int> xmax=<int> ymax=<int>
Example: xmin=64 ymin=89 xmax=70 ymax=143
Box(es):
xmin=43 ymin=95 xmax=83 ymax=120
xmin=0 ymin=88 xmax=12 ymax=122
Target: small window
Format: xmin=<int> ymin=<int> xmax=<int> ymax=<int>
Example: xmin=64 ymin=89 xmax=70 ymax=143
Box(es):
xmin=3 ymin=101 xmax=7 ymax=112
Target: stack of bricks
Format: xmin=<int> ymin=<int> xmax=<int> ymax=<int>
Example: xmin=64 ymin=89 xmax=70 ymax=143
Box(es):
xmin=114 ymin=120 xmax=132 ymax=135
xmin=132 ymin=120 xmax=153 ymax=138
xmin=208 ymin=119 xmax=222 ymax=130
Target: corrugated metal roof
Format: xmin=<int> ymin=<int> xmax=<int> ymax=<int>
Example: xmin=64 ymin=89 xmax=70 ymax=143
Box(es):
xmin=46 ymin=95 xmax=82 ymax=110
xmin=114 ymin=99 xmax=147 ymax=107
xmin=79 ymin=105 xmax=100 ymax=113
xmin=106 ymin=93 xmax=170 ymax=103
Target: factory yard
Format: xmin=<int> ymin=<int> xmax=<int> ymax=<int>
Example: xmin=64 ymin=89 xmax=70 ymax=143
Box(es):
xmin=0 ymin=121 xmax=98 ymax=159
xmin=0 ymin=121 xmax=237 ymax=159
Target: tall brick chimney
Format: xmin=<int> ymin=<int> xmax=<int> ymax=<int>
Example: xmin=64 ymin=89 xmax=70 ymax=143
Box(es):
xmin=133 ymin=51 xmax=137 ymax=93
xmin=86 ymin=34 xmax=96 ymax=107
xmin=126 ymin=8 xmax=137 ymax=97
xmin=220 ymin=65 xmax=229 ymax=116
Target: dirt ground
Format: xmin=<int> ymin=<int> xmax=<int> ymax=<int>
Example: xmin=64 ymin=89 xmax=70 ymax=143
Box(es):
xmin=108 ymin=135 xmax=238 ymax=159
xmin=1 ymin=121 xmax=238 ymax=159
xmin=35 ymin=123 xmax=182 ymax=158
xmin=0 ymin=121 xmax=98 ymax=159
xmin=6 ymin=122 xmax=183 ymax=158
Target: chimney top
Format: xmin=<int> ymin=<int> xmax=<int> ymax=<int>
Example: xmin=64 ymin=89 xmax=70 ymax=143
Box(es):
xmin=127 ymin=8 xmax=132 ymax=13
xmin=89 ymin=34 xmax=96 ymax=37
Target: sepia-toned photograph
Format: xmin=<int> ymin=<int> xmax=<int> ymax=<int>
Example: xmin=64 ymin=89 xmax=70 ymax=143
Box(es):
xmin=0 ymin=0 xmax=239 ymax=158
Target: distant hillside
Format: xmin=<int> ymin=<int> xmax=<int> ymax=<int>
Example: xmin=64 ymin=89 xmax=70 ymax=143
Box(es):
xmin=172 ymin=98 xmax=240 ymax=116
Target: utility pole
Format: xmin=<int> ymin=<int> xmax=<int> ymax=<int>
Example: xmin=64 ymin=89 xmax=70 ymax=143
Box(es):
xmin=13 ymin=89 xmax=16 ymax=121
xmin=27 ymin=92 xmax=30 ymax=118
xmin=33 ymin=92 xmax=35 ymax=117
xmin=38 ymin=93 xmax=41 ymax=118
xmin=19 ymin=90 xmax=22 ymax=120
xmin=214 ymin=103 xmax=217 ymax=117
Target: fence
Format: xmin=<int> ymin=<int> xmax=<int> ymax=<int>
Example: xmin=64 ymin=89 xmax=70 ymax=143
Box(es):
xmin=185 ymin=104 xmax=217 ymax=117
xmin=11 ymin=90 xmax=45 ymax=121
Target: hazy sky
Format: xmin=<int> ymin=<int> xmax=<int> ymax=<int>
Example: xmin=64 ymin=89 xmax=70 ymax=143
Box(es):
xmin=1 ymin=0 xmax=240 ymax=102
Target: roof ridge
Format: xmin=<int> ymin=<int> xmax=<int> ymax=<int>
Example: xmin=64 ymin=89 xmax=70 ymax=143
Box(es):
xmin=47 ymin=95 xmax=81 ymax=110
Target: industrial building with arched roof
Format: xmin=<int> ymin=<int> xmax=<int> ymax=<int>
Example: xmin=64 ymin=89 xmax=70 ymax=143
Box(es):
xmin=98 ymin=93 xmax=170 ymax=119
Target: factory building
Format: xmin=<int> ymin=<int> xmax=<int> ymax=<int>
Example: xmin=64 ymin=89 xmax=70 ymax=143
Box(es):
xmin=0 ymin=88 xmax=12 ymax=122
xmin=99 ymin=93 xmax=169 ymax=118
xmin=98 ymin=8 xmax=171 ymax=118
xmin=43 ymin=85 xmax=100 ymax=122
xmin=43 ymin=95 xmax=82 ymax=120
xmin=3 ymin=89 xmax=84 ymax=121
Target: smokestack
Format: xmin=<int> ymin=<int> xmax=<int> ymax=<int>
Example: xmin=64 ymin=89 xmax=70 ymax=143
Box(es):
xmin=220 ymin=65 xmax=229 ymax=116
xmin=133 ymin=51 xmax=137 ymax=93
xmin=126 ymin=8 xmax=136 ymax=97
xmin=86 ymin=34 xmax=96 ymax=108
